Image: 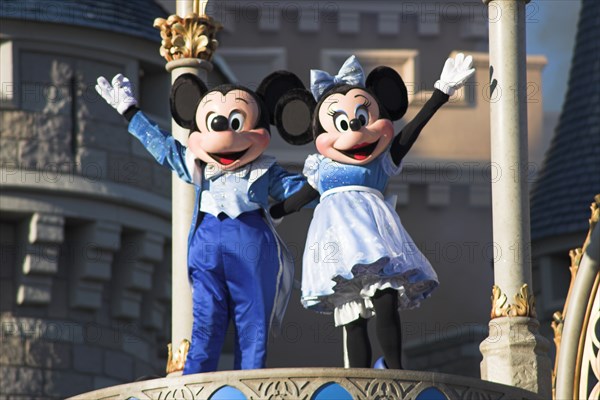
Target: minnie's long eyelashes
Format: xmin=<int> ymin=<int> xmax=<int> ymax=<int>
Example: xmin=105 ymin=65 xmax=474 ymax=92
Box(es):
xmin=356 ymin=107 xmax=369 ymax=126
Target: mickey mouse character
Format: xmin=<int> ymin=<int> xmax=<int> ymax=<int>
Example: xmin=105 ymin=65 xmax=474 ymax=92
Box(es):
xmin=268 ymin=54 xmax=475 ymax=369
xmin=96 ymin=73 xmax=309 ymax=374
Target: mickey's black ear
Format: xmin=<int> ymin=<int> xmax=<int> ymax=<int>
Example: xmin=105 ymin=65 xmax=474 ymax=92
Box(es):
xmin=274 ymin=88 xmax=316 ymax=145
xmin=256 ymin=71 xmax=315 ymax=145
xmin=366 ymin=67 xmax=408 ymax=121
xmin=170 ymin=73 xmax=208 ymax=129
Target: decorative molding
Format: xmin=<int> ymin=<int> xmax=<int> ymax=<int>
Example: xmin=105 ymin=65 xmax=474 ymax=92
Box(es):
xmin=461 ymin=14 xmax=488 ymax=40
xmin=418 ymin=17 xmax=440 ymax=37
xmin=142 ymin=241 xmax=171 ymax=332
xmin=69 ymin=221 xmax=121 ymax=310
xmin=321 ymin=49 xmax=419 ymax=104
xmin=387 ymin=183 xmax=410 ymax=207
xmin=218 ymin=47 xmax=287 ymax=88
xmin=16 ymin=213 xmax=65 ymax=306
xmin=111 ymin=231 xmax=165 ymax=320
xmin=259 ymin=4 xmax=280 ymax=32
xmin=211 ymin=2 xmax=488 ymax=38
xmin=490 ymin=284 xmax=537 ymax=319
xmin=0 ymin=40 xmax=17 ymax=108
xmin=480 ymin=316 xmax=551 ymax=398
xmin=298 ymin=8 xmax=319 ymax=32
xmin=427 ymin=183 xmax=450 ymax=207
xmin=377 ymin=13 xmax=400 ymax=35
xmin=338 ymin=10 xmax=360 ymax=34
xmin=0 ymin=168 xmax=171 ymax=218
xmin=154 ymin=13 xmax=222 ymax=62
xmin=469 ymin=184 xmax=491 ymax=207
xmin=68 ymin=368 xmax=542 ymax=400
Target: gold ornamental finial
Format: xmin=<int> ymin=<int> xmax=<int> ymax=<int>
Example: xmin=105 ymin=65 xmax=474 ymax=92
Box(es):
xmin=166 ymin=339 xmax=190 ymax=374
xmin=154 ymin=0 xmax=222 ymax=62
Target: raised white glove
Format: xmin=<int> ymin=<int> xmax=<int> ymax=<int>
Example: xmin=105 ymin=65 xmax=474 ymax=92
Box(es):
xmin=95 ymin=74 xmax=138 ymax=115
xmin=434 ymin=53 xmax=475 ymax=96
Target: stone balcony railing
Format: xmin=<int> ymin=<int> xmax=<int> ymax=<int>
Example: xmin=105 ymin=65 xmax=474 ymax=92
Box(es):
xmin=69 ymin=368 xmax=541 ymax=400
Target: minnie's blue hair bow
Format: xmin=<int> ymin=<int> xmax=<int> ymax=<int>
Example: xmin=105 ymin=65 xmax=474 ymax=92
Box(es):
xmin=310 ymin=55 xmax=365 ymax=101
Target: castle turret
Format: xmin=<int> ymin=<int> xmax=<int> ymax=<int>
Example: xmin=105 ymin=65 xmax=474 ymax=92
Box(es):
xmin=0 ymin=1 xmax=228 ymax=397
xmin=530 ymin=0 xmax=600 ymax=335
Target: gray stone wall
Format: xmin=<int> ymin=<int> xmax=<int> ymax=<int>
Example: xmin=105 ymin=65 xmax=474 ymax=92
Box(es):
xmin=0 ymin=50 xmax=171 ymax=198
xmin=0 ymin=30 xmax=179 ymax=397
xmin=0 ymin=218 xmax=171 ymax=398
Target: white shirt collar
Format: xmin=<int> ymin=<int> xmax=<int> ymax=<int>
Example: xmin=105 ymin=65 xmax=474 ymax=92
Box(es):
xmin=204 ymin=162 xmax=251 ymax=180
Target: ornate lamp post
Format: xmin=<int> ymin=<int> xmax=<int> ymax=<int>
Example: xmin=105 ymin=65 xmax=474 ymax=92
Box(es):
xmin=153 ymin=0 xmax=221 ymax=375
xmin=479 ymin=0 xmax=551 ymax=397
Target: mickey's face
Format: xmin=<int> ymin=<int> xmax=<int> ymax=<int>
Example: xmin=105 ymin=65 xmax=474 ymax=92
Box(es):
xmin=315 ymin=88 xmax=394 ymax=165
xmin=188 ymin=89 xmax=270 ymax=171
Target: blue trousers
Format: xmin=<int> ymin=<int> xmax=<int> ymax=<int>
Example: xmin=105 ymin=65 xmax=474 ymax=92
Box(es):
xmin=183 ymin=210 xmax=280 ymax=374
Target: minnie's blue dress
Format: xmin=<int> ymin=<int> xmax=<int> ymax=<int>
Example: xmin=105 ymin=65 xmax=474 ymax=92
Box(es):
xmin=301 ymin=151 xmax=438 ymax=326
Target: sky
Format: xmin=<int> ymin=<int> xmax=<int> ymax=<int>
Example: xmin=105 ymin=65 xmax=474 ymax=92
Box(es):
xmin=526 ymin=0 xmax=582 ymax=112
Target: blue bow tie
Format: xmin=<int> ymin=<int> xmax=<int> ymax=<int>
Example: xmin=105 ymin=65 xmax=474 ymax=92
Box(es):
xmin=310 ymin=55 xmax=365 ymax=100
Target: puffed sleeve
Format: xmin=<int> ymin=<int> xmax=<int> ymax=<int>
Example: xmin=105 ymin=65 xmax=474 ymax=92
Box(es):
xmin=302 ymin=153 xmax=322 ymax=190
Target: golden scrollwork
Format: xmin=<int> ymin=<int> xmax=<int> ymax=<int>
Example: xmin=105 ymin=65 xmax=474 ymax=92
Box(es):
xmin=551 ymin=194 xmax=600 ymax=399
xmin=551 ymin=310 xmax=564 ymax=352
xmin=154 ymin=13 xmax=222 ymax=62
xmin=166 ymin=339 xmax=190 ymax=374
xmin=583 ymin=195 xmax=599 ymax=253
xmin=490 ymin=284 xmax=536 ymax=319
xmin=490 ymin=285 xmax=508 ymax=319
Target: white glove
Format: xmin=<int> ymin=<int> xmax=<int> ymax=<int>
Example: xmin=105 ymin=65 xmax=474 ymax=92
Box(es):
xmin=95 ymin=74 xmax=138 ymax=115
xmin=434 ymin=53 xmax=475 ymax=96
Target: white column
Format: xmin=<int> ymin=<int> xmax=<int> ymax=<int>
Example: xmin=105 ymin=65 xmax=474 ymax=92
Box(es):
xmin=488 ymin=0 xmax=531 ymax=301
xmin=167 ymin=59 xmax=211 ymax=375
xmin=479 ymin=0 xmax=551 ymax=397
xmin=167 ymin=1 xmax=213 ymax=376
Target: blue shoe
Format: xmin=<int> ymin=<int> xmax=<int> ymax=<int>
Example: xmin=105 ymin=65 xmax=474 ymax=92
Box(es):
xmin=374 ymin=356 xmax=388 ymax=369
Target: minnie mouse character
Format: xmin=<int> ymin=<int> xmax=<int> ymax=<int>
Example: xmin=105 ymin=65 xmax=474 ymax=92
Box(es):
xmin=269 ymin=54 xmax=475 ymax=369
xmin=96 ymin=72 xmax=309 ymax=374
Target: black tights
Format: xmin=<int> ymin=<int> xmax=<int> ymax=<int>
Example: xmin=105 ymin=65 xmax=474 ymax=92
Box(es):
xmin=343 ymin=289 xmax=403 ymax=369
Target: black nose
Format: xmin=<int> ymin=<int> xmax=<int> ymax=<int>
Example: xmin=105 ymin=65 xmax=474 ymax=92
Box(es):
xmin=211 ymin=115 xmax=229 ymax=131
xmin=349 ymin=118 xmax=362 ymax=131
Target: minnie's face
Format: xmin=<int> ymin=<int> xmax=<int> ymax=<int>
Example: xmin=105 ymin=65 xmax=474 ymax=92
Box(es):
xmin=315 ymin=88 xmax=394 ymax=165
xmin=188 ymin=89 xmax=270 ymax=170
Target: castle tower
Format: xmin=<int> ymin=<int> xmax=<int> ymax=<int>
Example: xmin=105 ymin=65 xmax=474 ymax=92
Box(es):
xmin=0 ymin=1 xmax=228 ymax=397
xmin=530 ymin=0 xmax=600 ymax=329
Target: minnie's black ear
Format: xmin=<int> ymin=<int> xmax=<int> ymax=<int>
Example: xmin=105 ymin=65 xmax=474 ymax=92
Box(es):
xmin=274 ymin=88 xmax=316 ymax=145
xmin=366 ymin=67 xmax=408 ymax=121
xmin=256 ymin=71 xmax=306 ymax=124
xmin=257 ymin=71 xmax=315 ymax=145
xmin=170 ymin=73 xmax=208 ymax=129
